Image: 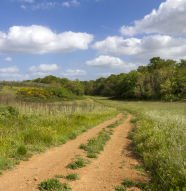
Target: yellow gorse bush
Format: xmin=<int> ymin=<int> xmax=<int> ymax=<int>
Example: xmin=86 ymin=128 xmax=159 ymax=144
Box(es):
xmin=17 ymin=88 xmax=53 ymax=99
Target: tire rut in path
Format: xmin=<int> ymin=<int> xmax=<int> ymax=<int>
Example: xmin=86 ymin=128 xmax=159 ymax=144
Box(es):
xmin=0 ymin=113 xmax=148 ymax=191
xmin=70 ymin=113 xmax=147 ymax=191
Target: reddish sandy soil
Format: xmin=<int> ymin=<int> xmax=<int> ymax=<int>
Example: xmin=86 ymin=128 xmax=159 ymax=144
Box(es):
xmin=0 ymin=102 xmax=148 ymax=191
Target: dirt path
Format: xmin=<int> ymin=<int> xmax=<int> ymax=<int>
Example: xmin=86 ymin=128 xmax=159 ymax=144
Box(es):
xmin=0 ymin=112 xmax=147 ymax=191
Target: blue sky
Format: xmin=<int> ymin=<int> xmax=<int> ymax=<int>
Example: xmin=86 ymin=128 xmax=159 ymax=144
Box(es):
xmin=0 ymin=0 xmax=186 ymax=81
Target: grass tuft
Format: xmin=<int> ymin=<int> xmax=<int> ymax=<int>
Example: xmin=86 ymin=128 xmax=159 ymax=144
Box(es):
xmin=79 ymin=130 xmax=111 ymax=158
xmin=38 ymin=178 xmax=64 ymax=190
xmin=122 ymin=179 xmax=135 ymax=188
xmin=134 ymin=164 xmax=145 ymax=172
xmin=65 ymin=173 xmax=80 ymax=181
xmin=114 ymin=185 xmax=126 ymax=191
xmin=66 ymin=155 xmax=91 ymax=170
xmin=17 ymin=145 xmax=28 ymax=156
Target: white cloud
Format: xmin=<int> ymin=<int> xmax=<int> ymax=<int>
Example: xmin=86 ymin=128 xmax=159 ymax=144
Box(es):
xmin=92 ymin=37 xmax=141 ymax=55
xmin=0 ymin=25 xmax=94 ymax=54
xmin=62 ymin=2 xmax=70 ymax=7
xmin=18 ymin=0 xmax=34 ymax=3
xmin=21 ymin=5 xmax=26 ymax=9
xmin=120 ymin=0 xmax=186 ymax=36
xmin=4 ymin=57 xmax=12 ymax=62
xmin=61 ymin=69 xmax=87 ymax=77
xmin=85 ymin=55 xmax=125 ymax=68
xmin=92 ymin=35 xmax=186 ymax=61
xmin=72 ymin=0 xmax=80 ymax=5
xmin=85 ymin=55 xmax=137 ymax=72
xmin=32 ymin=2 xmax=57 ymax=10
xmin=0 ymin=66 xmax=19 ymax=73
xmin=27 ymin=64 xmax=60 ymax=73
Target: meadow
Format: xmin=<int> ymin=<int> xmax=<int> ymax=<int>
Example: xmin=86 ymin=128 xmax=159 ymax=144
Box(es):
xmin=0 ymin=87 xmax=117 ymax=174
xmin=91 ymin=96 xmax=186 ymax=191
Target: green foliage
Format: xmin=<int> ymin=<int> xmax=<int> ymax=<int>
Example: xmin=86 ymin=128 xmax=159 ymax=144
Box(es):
xmin=0 ymin=96 xmax=117 ymax=172
xmin=135 ymin=182 xmax=149 ymax=190
xmin=17 ymin=145 xmax=27 ymax=155
xmin=134 ymin=165 xmax=145 ymax=172
xmin=66 ymin=156 xmax=91 ymax=170
xmin=65 ymin=173 xmax=80 ymax=181
xmin=54 ymin=175 xmax=64 ymax=178
xmin=107 ymin=120 xmax=121 ymax=128
xmin=82 ymin=57 xmax=186 ymax=101
xmin=92 ymin=97 xmax=186 ymax=191
xmin=114 ymin=185 xmax=126 ymax=191
xmin=0 ymin=105 xmax=19 ymax=117
xmin=38 ymin=178 xmax=71 ymax=191
xmin=87 ymin=153 xmax=98 ymax=158
xmin=130 ymin=118 xmax=139 ymax=123
xmin=79 ymin=130 xmax=111 ymax=158
xmin=54 ymin=173 xmax=80 ymax=181
xmin=45 ymin=86 xmax=71 ymax=99
xmin=122 ymin=179 xmax=135 ymax=188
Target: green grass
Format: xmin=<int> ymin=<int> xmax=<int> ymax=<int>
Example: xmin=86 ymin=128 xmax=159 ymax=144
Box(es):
xmin=38 ymin=178 xmax=71 ymax=190
xmin=54 ymin=175 xmax=64 ymax=178
xmin=107 ymin=120 xmax=122 ymax=128
xmin=0 ymin=93 xmax=117 ymax=173
xmin=65 ymin=173 xmax=80 ymax=181
xmin=79 ymin=129 xmax=111 ymax=158
xmin=130 ymin=118 xmax=139 ymax=123
xmin=66 ymin=155 xmax=91 ymax=170
xmin=121 ymin=179 xmax=149 ymax=190
xmin=90 ymin=96 xmax=186 ymax=191
xmin=122 ymin=179 xmax=135 ymax=188
xmin=114 ymin=185 xmax=126 ymax=191
xmin=134 ymin=164 xmax=145 ymax=172
xmin=54 ymin=173 xmax=80 ymax=181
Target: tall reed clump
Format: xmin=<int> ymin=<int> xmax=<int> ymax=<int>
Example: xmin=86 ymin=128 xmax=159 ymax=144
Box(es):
xmin=133 ymin=109 xmax=186 ymax=191
xmin=0 ymin=99 xmax=117 ymax=173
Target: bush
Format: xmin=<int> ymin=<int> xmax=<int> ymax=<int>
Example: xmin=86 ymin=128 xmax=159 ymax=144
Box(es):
xmin=17 ymin=87 xmax=53 ymax=99
xmin=45 ymin=86 xmax=72 ymax=99
xmin=38 ymin=178 xmax=62 ymax=190
xmin=0 ymin=105 xmax=19 ymax=117
xmin=17 ymin=145 xmax=27 ymax=156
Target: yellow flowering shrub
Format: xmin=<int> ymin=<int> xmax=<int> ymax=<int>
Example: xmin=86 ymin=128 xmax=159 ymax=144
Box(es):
xmin=17 ymin=88 xmax=53 ymax=99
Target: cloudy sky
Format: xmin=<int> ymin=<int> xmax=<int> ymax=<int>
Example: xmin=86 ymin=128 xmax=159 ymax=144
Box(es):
xmin=0 ymin=0 xmax=186 ymax=81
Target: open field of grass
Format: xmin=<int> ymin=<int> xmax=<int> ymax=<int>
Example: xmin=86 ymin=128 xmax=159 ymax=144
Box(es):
xmin=91 ymin=96 xmax=186 ymax=191
xmin=0 ymin=91 xmax=117 ymax=174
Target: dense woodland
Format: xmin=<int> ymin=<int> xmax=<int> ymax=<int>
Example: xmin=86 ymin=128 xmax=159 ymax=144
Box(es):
xmin=81 ymin=57 xmax=186 ymax=101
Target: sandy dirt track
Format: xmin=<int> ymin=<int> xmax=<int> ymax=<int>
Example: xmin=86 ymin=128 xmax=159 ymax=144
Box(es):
xmin=0 ymin=112 xmax=148 ymax=191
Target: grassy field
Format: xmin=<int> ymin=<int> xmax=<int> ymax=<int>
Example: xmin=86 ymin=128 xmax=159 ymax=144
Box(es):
xmin=0 ymin=88 xmax=117 ymax=174
xmin=91 ymin=96 xmax=186 ymax=191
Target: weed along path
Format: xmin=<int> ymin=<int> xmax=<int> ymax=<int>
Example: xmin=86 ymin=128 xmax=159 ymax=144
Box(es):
xmin=0 ymin=112 xmax=147 ymax=191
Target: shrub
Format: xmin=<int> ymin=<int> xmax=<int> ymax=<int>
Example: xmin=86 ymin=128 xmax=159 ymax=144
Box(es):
xmin=38 ymin=178 xmax=62 ymax=190
xmin=17 ymin=145 xmax=27 ymax=156
xmin=17 ymin=87 xmax=53 ymax=99
xmin=0 ymin=105 xmax=19 ymax=117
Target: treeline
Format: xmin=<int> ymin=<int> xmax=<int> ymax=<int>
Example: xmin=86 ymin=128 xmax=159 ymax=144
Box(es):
xmin=24 ymin=75 xmax=84 ymax=99
xmin=80 ymin=57 xmax=186 ymax=101
xmin=0 ymin=76 xmax=85 ymax=100
xmin=0 ymin=81 xmax=48 ymax=89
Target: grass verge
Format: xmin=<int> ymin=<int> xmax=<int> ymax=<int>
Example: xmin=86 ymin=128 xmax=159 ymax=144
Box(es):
xmin=90 ymin=96 xmax=186 ymax=190
xmin=0 ymin=98 xmax=117 ymax=172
